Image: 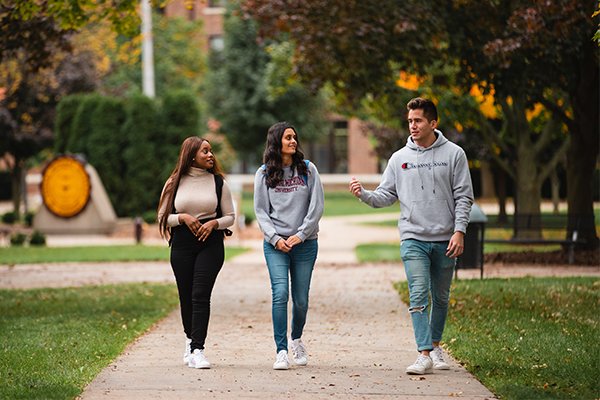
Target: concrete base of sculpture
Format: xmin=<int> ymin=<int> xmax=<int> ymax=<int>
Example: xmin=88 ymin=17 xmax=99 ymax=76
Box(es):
xmin=34 ymin=164 xmax=117 ymax=234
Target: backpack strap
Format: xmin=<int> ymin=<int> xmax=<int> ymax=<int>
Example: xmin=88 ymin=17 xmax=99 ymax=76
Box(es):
xmin=214 ymin=174 xmax=232 ymax=237
xmin=302 ymin=160 xmax=310 ymax=185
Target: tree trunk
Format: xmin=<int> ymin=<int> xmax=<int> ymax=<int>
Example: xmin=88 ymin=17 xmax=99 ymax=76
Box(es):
xmin=566 ymin=45 xmax=599 ymax=250
xmin=550 ymin=168 xmax=560 ymax=214
xmin=509 ymin=99 xmax=543 ymax=239
xmin=479 ymin=160 xmax=496 ymax=199
xmin=10 ymin=158 xmax=23 ymax=220
xmin=514 ymin=144 xmax=543 ymax=239
xmin=491 ymin=160 xmax=508 ymax=224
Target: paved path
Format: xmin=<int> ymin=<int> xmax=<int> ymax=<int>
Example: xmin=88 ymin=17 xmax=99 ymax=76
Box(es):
xmin=2 ymin=212 xmax=598 ymax=399
xmin=79 ymin=261 xmax=496 ymax=400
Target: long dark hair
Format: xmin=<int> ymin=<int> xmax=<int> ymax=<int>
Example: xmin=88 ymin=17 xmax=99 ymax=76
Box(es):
xmin=262 ymin=121 xmax=308 ymax=188
xmin=157 ymin=136 xmax=225 ymax=240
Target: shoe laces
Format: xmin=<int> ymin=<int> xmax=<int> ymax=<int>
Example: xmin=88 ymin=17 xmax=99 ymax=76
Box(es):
xmin=431 ymin=347 xmax=445 ymax=362
xmin=276 ymin=351 xmax=288 ymax=363
xmin=415 ymin=354 xmax=431 ymax=366
xmin=293 ymin=341 xmax=307 ymax=358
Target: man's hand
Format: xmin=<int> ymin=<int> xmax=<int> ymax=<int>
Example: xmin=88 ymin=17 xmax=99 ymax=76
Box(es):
xmin=275 ymin=239 xmax=292 ymax=253
xmin=446 ymin=231 xmax=465 ymax=258
xmin=349 ymin=177 xmax=362 ymax=198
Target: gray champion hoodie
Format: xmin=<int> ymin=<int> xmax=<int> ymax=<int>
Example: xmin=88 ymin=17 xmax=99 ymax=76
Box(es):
xmin=254 ymin=161 xmax=324 ymax=246
xmin=359 ymin=130 xmax=474 ymax=242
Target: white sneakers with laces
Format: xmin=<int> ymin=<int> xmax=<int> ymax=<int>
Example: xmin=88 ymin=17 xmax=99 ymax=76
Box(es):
xmin=183 ymin=338 xmax=192 ymax=365
xmin=430 ymin=346 xmax=450 ymax=370
xmin=273 ymin=350 xmax=290 ymax=370
xmin=405 ymin=354 xmax=433 ymax=375
xmin=290 ymin=338 xmax=308 ymax=366
xmin=188 ymin=348 xmax=211 ymax=369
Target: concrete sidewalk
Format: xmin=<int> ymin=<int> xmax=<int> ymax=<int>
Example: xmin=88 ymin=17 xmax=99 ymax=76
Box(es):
xmin=79 ymin=261 xmax=496 ymax=399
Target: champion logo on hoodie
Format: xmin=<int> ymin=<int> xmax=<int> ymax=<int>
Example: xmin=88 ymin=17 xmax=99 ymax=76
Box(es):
xmin=401 ymin=161 xmax=449 ymax=170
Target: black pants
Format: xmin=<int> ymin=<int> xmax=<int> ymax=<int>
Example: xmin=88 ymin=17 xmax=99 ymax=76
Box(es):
xmin=170 ymin=225 xmax=224 ymax=352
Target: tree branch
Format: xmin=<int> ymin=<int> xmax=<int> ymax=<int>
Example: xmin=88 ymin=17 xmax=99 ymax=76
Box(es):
xmin=533 ymin=114 xmax=562 ymax=155
xmin=540 ymin=98 xmax=574 ymax=131
xmin=539 ymin=136 xmax=570 ymax=183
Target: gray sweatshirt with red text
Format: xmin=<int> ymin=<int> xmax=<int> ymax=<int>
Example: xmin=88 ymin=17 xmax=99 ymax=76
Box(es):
xmin=359 ymin=130 xmax=474 ymax=242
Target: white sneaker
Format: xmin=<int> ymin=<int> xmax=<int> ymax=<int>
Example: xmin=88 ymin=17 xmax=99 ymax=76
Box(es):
xmin=405 ymin=354 xmax=433 ymax=375
xmin=273 ymin=350 xmax=290 ymax=370
xmin=290 ymin=339 xmax=308 ymax=366
xmin=183 ymin=338 xmax=192 ymax=365
xmin=430 ymin=346 xmax=450 ymax=370
xmin=188 ymin=349 xmax=211 ymax=369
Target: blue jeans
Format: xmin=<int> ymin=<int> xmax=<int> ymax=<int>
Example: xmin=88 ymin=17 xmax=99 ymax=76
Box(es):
xmin=400 ymin=239 xmax=456 ymax=352
xmin=263 ymin=239 xmax=318 ymax=353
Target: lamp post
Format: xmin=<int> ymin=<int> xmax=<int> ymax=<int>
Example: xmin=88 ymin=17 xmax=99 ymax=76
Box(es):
xmin=141 ymin=0 xmax=155 ymax=98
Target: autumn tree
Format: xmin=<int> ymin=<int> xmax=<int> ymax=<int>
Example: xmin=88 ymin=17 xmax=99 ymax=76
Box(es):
xmin=243 ymin=0 xmax=599 ymax=247
xmin=0 ymin=0 xmax=143 ymax=218
xmin=205 ymin=3 xmax=328 ymax=171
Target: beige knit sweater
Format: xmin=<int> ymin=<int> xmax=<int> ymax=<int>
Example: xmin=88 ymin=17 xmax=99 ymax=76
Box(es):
xmin=159 ymin=167 xmax=235 ymax=230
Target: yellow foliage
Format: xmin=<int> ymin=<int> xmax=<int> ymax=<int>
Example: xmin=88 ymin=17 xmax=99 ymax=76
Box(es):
xmin=469 ymin=84 xmax=498 ymax=119
xmin=396 ymin=71 xmax=423 ymax=90
xmin=526 ymin=103 xmax=544 ymax=121
xmin=454 ymin=121 xmax=464 ymax=132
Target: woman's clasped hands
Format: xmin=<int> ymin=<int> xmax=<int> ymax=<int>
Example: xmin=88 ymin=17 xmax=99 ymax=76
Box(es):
xmin=275 ymin=235 xmax=302 ymax=253
xmin=179 ymin=213 xmax=217 ymax=242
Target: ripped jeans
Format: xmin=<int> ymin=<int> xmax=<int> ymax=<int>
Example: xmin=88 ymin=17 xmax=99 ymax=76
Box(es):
xmin=400 ymin=239 xmax=456 ymax=352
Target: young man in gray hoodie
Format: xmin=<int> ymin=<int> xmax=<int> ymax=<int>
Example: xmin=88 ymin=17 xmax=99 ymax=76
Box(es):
xmin=349 ymin=97 xmax=474 ymax=375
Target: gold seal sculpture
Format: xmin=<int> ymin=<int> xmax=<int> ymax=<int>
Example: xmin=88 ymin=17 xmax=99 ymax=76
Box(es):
xmin=40 ymin=156 xmax=91 ymax=218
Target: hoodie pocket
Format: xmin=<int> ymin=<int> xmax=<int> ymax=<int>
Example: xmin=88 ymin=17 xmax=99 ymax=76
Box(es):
xmin=407 ymin=199 xmax=454 ymax=235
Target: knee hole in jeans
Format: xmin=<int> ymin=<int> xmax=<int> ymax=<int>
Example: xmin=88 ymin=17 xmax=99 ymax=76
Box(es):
xmin=408 ymin=304 xmax=428 ymax=314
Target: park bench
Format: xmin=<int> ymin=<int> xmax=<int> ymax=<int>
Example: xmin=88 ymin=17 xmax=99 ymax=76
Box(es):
xmin=484 ymin=214 xmax=590 ymax=265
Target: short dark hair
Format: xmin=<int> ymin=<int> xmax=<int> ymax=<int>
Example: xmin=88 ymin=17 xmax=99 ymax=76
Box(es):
xmin=407 ymin=97 xmax=438 ymax=122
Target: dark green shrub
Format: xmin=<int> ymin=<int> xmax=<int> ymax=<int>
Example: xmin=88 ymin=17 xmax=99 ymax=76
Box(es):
xmin=68 ymin=93 xmax=104 ymax=155
xmin=54 ymin=95 xmax=85 ymax=154
xmin=29 ymin=230 xmax=46 ymax=246
xmin=243 ymin=212 xmax=255 ymax=226
xmin=86 ymin=96 xmax=127 ymax=216
xmin=142 ymin=210 xmax=157 ymax=224
xmin=160 ymin=90 xmax=201 ymax=182
xmin=2 ymin=212 xmax=17 ymax=225
xmin=121 ymin=95 xmax=162 ymax=216
xmin=10 ymin=232 xmax=26 ymax=246
xmin=23 ymin=211 xmax=34 ymax=227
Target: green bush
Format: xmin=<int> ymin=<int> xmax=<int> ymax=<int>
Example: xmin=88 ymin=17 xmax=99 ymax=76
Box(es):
xmin=23 ymin=211 xmax=34 ymax=227
xmin=121 ymin=95 xmax=162 ymax=216
xmin=29 ymin=230 xmax=46 ymax=246
xmin=243 ymin=212 xmax=255 ymax=226
xmin=142 ymin=210 xmax=157 ymax=224
xmin=68 ymin=93 xmax=104 ymax=155
xmin=160 ymin=90 xmax=201 ymax=182
xmin=9 ymin=232 xmax=27 ymax=246
xmin=86 ymin=96 xmax=127 ymax=216
xmin=54 ymin=95 xmax=85 ymax=154
xmin=2 ymin=212 xmax=17 ymax=225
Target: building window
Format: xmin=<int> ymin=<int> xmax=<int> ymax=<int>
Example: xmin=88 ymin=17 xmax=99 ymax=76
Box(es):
xmin=209 ymin=35 xmax=224 ymax=51
xmin=208 ymin=0 xmax=226 ymax=7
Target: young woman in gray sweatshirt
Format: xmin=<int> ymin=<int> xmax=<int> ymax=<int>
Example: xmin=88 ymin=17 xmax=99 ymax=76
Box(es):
xmin=254 ymin=121 xmax=324 ymax=370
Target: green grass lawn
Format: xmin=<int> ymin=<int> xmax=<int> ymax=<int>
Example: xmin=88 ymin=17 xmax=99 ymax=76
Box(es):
xmin=241 ymin=190 xmax=397 ymax=220
xmin=0 ymin=283 xmax=179 ymax=400
xmin=356 ymin=242 xmax=563 ymax=263
xmin=0 ymin=245 xmax=248 ymax=265
xmin=395 ymin=277 xmax=600 ymax=400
